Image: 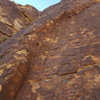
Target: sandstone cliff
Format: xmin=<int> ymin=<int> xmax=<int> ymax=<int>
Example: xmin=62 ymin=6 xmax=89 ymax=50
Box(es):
xmin=0 ymin=0 xmax=100 ymax=100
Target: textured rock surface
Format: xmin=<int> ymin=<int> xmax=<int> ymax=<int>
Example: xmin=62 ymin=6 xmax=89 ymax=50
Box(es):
xmin=0 ymin=0 xmax=39 ymax=43
xmin=18 ymin=4 xmax=40 ymax=21
xmin=0 ymin=0 xmax=100 ymax=100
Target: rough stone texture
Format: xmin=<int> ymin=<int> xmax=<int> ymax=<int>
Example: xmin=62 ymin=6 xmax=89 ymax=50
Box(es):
xmin=17 ymin=4 xmax=40 ymax=21
xmin=0 ymin=0 xmax=30 ymax=30
xmin=0 ymin=0 xmax=39 ymax=43
xmin=0 ymin=0 xmax=100 ymax=100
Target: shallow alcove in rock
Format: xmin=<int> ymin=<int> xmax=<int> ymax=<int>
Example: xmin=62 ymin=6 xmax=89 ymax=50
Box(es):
xmin=0 ymin=0 xmax=100 ymax=100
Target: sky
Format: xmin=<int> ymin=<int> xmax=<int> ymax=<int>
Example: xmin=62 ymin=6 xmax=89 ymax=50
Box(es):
xmin=10 ymin=0 xmax=61 ymax=11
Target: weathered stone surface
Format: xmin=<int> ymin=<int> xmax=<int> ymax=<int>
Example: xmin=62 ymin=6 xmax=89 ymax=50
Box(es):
xmin=0 ymin=0 xmax=39 ymax=43
xmin=0 ymin=0 xmax=100 ymax=100
xmin=18 ymin=4 xmax=40 ymax=21
xmin=0 ymin=32 xmax=8 ymax=43
xmin=0 ymin=0 xmax=30 ymax=30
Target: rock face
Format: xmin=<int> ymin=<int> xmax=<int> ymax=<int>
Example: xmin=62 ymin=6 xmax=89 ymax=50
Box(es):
xmin=18 ymin=4 xmax=40 ymax=21
xmin=0 ymin=0 xmax=39 ymax=43
xmin=0 ymin=0 xmax=100 ymax=100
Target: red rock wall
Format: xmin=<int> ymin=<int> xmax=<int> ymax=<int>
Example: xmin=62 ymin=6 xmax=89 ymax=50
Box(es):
xmin=0 ymin=0 xmax=100 ymax=100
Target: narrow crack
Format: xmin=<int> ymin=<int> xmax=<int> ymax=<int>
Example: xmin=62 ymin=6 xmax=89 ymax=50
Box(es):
xmin=0 ymin=31 xmax=11 ymax=37
xmin=53 ymin=71 xmax=78 ymax=76
xmin=4 ymin=23 xmax=18 ymax=32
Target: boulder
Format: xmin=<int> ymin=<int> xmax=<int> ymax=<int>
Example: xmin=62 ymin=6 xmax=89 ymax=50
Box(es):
xmin=0 ymin=0 xmax=100 ymax=100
